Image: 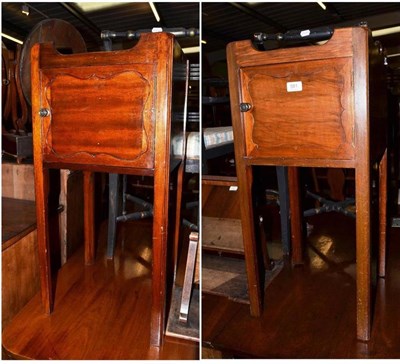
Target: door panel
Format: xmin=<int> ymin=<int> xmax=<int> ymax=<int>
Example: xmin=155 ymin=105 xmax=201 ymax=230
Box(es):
xmin=240 ymin=57 xmax=355 ymax=161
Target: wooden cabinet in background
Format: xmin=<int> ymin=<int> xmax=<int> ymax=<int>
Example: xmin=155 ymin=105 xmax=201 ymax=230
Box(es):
xmin=2 ymin=198 xmax=40 ymax=330
xmin=202 ymin=176 xmax=243 ymax=254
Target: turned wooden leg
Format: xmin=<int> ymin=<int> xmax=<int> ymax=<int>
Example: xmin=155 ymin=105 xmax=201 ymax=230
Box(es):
xmin=107 ymin=173 xmax=120 ymax=259
xmin=288 ymin=167 xmax=303 ymax=265
xmin=379 ymin=149 xmax=388 ymax=278
xmin=237 ymin=164 xmax=262 ymax=316
xmin=173 ymin=163 xmax=185 ymax=280
xmin=83 ymin=171 xmax=95 ymax=265
xmin=355 ymin=164 xmax=371 ymax=341
xmin=34 ymin=164 xmax=53 ymax=313
xmin=150 ymin=167 xmax=170 ymax=346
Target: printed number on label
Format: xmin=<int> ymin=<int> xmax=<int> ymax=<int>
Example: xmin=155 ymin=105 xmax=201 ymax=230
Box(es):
xmin=286 ymin=81 xmax=303 ymax=92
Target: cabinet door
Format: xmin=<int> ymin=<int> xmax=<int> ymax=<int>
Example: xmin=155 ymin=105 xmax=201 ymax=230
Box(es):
xmin=239 ymin=57 xmax=355 ymax=162
xmin=40 ymin=64 xmax=155 ymax=169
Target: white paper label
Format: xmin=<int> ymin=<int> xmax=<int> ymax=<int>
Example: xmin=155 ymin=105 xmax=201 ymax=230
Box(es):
xmin=287 ymin=81 xmax=303 ymax=92
xmin=229 ymin=186 xmax=238 ymax=191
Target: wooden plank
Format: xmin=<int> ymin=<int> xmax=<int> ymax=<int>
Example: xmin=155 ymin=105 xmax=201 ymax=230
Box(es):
xmin=202 ymin=175 xmax=238 ymax=186
xmin=202 ymin=216 xmax=243 ymax=254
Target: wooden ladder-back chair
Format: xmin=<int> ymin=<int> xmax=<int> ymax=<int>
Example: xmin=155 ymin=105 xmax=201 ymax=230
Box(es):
xmin=31 ymin=32 xmax=187 ymax=346
xmin=227 ymin=25 xmax=388 ymax=341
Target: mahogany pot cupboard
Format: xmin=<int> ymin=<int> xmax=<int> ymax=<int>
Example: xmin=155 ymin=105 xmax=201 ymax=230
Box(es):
xmin=31 ymin=32 xmax=188 ymax=347
xmin=227 ymin=26 xmax=388 ymax=341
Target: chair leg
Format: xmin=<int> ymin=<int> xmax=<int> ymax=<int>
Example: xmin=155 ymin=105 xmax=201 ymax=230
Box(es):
xmin=34 ymin=164 xmax=53 ymax=313
xmin=276 ymin=166 xmax=291 ymax=256
xmin=379 ymin=148 xmax=388 ymax=278
xmin=355 ymin=164 xmax=371 ymax=341
xmin=107 ymin=173 xmax=119 ymax=259
xmin=179 ymin=231 xmax=199 ymax=323
xmin=122 ymin=174 xmax=128 ymax=215
xmin=84 ymin=171 xmax=95 ymax=265
xmin=288 ymin=167 xmax=303 ymax=265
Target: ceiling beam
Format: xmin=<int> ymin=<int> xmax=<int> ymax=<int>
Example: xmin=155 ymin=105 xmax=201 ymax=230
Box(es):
xmin=24 ymin=3 xmax=50 ymax=19
xmin=202 ymin=28 xmax=237 ymax=43
xmin=228 ymin=3 xmax=286 ymax=33
xmin=1 ymin=20 xmax=28 ymax=39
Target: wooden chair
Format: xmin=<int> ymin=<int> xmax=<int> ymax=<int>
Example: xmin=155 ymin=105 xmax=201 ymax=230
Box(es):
xmin=31 ymin=32 xmax=187 ymax=347
xmin=227 ymin=26 xmax=388 ymax=341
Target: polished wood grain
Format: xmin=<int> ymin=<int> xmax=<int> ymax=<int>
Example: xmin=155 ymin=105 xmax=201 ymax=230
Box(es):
xmin=30 ymin=32 xmax=186 ymax=346
xmin=378 ymin=148 xmax=388 ymax=277
xmin=238 ymin=165 xmax=262 ymax=316
xmin=202 ymin=213 xmax=400 ymax=359
xmin=352 ymin=27 xmax=371 ymax=341
xmin=32 ymin=127 xmax=53 ymax=314
xmin=19 ymin=18 xmax=87 ymax=105
xmin=240 ymin=58 xmax=354 ymax=161
xmin=2 ymin=221 xmax=198 ymax=360
xmin=226 ymin=26 xmax=388 ymax=341
xmin=227 ymin=39 xmax=263 ymax=316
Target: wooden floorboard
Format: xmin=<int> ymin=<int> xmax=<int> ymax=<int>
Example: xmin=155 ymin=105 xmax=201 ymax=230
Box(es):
xmin=2 ymin=220 xmax=199 ymax=360
xmin=202 ymin=212 xmax=400 ymax=359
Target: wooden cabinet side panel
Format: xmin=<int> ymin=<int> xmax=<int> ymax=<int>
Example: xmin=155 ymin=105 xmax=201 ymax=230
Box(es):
xmin=2 ymin=230 xmax=40 ymax=329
